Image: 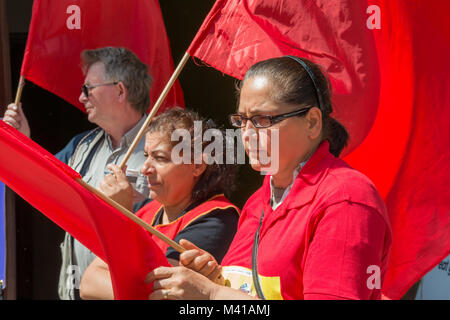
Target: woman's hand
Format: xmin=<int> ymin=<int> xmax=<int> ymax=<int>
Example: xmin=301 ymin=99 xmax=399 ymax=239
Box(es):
xmin=99 ymin=164 xmax=133 ymax=211
xmin=145 ymin=266 xmax=219 ymax=300
xmin=146 ymin=265 xmax=258 ymax=300
xmin=179 ymin=239 xmax=224 ymax=285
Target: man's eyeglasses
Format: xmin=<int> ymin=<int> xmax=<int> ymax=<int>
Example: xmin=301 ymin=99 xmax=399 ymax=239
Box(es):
xmin=229 ymin=106 xmax=313 ymax=128
xmin=81 ymin=82 xmax=118 ymax=97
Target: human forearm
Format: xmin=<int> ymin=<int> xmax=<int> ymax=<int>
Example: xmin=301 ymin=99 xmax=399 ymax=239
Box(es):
xmin=79 ymin=258 xmax=114 ymax=300
xmin=147 ymin=266 xmax=260 ymax=300
xmin=209 ymin=283 xmax=260 ymax=300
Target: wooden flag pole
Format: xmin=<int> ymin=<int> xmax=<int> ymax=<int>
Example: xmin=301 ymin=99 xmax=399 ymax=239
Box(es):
xmin=79 ymin=178 xmax=226 ymax=285
xmin=77 ymin=178 xmax=186 ymax=254
xmin=119 ymin=52 xmax=190 ymax=169
xmin=14 ymin=76 xmax=25 ymax=105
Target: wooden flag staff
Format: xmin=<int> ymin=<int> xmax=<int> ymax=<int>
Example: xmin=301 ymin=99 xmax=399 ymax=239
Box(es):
xmin=78 ymin=178 xmax=186 ymax=254
xmin=13 ymin=56 xmax=226 ymax=284
xmin=13 ymin=54 xmax=216 ymax=260
xmin=11 ymin=55 xmax=191 ymax=254
xmin=119 ymin=52 xmax=190 ymax=169
xmin=14 ymin=76 xmax=25 ymax=105
xmin=12 ymin=53 xmax=190 ymax=169
xmin=80 ymin=178 xmax=226 ymax=284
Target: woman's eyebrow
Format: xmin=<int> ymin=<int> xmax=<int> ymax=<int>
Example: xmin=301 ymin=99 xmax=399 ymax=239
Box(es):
xmin=240 ymin=108 xmax=279 ymax=116
xmin=149 ymin=148 xmax=170 ymax=155
xmin=238 ymin=106 xmax=267 ymax=115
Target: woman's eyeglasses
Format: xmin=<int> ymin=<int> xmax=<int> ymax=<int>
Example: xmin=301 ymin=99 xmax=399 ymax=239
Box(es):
xmin=229 ymin=106 xmax=313 ymax=128
xmin=81 ymin=82 xmax=118 ymax=97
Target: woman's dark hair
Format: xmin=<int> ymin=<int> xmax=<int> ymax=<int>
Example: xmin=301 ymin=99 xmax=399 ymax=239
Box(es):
xmin=236 ymin=56 xmax=349 ymax=157
xmin=146 ymin=107 xmax=237 ymax=204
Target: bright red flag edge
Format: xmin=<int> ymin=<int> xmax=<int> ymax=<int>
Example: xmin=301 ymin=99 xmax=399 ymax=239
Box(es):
xmin=0 ymin=121 xmax=169 ymax=299
xmin=20 ymin=0 xmax=184 ymax=114
xmin=187 ymin=0 xmax=450 ymax=299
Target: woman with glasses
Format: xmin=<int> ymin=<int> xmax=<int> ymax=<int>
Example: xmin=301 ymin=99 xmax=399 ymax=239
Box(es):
xmin=145 ymin=56 xmax=392 ymax=300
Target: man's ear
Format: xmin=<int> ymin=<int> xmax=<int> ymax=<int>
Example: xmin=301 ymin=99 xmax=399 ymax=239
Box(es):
xmin=305 ymin=106 xmax=322 ymax=140
xmin=117 ymin=82 xmax=127 ymax=103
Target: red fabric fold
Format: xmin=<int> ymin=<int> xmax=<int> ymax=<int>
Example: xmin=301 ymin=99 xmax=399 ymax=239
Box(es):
xmin=0 ymin=121 xmax=169 ymax=299
xmin=21 ymin=0 xmax=184 ymax=113
xmin=188 ymin=0 xmax=450 ymax=299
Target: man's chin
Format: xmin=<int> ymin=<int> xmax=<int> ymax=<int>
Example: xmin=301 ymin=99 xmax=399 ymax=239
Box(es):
xmin=85 ymin=111 xmax=96 ymax=123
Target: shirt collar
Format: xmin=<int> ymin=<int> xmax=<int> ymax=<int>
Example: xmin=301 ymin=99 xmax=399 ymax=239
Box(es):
xmin=104 ymin=114 xmax=147 ymax=149
xmin=269 ymin=159 xmax=308 ymax=210
xmin=261 ymin=140 xmax=335 ymax=212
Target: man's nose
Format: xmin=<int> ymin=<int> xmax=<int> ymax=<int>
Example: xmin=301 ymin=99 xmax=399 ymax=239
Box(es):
xmin=79 ymin=91 xmax=88 ymax=104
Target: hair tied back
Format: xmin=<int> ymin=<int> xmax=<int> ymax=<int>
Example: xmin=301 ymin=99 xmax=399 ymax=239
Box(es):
xmin=284 ymin=55 xmax=324 ymax=115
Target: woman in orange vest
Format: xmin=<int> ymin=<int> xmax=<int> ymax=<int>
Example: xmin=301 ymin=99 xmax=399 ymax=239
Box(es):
xmin=145 ymin=56 xmax=392 ymax=300
xmin=79 ymin=107 xmax=240 ymax=299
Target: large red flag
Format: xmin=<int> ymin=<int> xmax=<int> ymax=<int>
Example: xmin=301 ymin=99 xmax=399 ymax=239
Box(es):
xmin=0 ymin=121 xmax=170 ymax=299
xmin=21 ymin=0 xmax=184 ymax=113
xmin=189 ymin=0 xmax=380 ymax=155
xmin=188 ymin=0 xmax=450 ymax=299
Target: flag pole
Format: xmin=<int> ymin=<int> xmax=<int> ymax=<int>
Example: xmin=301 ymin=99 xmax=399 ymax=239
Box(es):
xmin=78 ymin=177 xmax=226 ymax=284
xmin=14 ymin=76 xmax=25 ymax=105
xmin=77 ymin=178 xmax=186 ymax=254
xmin=119 ymin=52 xmax=190 ymax=169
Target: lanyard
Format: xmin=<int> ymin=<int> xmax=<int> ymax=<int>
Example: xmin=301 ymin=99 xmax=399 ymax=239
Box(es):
xmin=252 ymin=209 xmax=266 ymax=299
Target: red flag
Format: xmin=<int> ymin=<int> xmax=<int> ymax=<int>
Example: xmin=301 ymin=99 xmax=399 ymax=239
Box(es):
xmin=188 ymin=0 xmax=380 ymax=155
xmin=356 ymin=0 xmax=450 ymax=299
xmin=188 ymin=0 xmax=450 ymax=299
xmin=21 ymin=0 xmax=184 ymax=113
xmin=0 ymin=121 xmax=170 ymax=299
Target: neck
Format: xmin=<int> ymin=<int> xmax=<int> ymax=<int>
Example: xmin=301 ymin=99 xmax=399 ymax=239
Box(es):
xmin=271 ymin=141 xmax=319 ymax=189
xmin=271 ymin=164 xmax=298 ymax=189
xmin=162 ymin=196 xmax=193 ymax=223
xmin=104 ymin=110 xmax=142 ymax=149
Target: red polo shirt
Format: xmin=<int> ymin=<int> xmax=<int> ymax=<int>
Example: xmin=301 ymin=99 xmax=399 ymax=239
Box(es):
xmin=221 ymin=141 xmax=392 ymax=300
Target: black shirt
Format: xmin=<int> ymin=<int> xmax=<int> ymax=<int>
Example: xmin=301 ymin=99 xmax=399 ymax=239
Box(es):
xmin=133 ymin=198 xmax=239 ymax=263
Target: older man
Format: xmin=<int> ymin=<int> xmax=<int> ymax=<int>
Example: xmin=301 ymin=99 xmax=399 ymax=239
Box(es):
xmin=3 ymin=47 xmax=151 ymax=299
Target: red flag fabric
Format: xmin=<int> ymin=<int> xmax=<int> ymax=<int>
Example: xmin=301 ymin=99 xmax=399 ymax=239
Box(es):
xmin=188 ymin=0 xmax=380 ymax=155
xmin=21 ymin=0 xmax=184 ymax=113
xmin=188 ymin=0 xmax=450 ymax=299
xmin=0 ymin=121 xmax=170 ymax=299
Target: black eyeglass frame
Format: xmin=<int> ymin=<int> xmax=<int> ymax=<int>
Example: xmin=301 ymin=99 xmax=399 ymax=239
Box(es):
xmin=81 ymin=81 xmax=118 ymax=97
xmin=229 ymin=106 xmax=314 ymax=128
